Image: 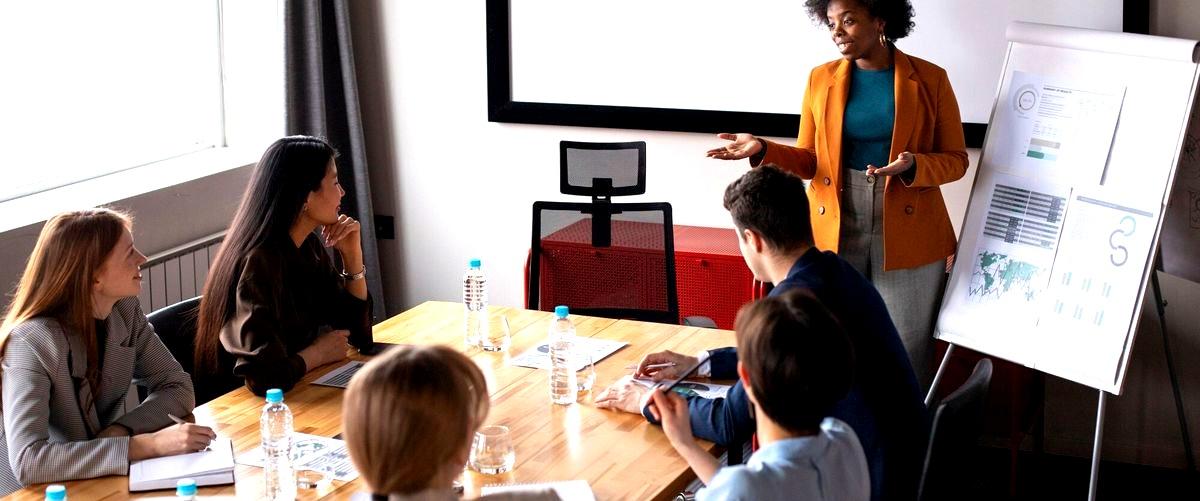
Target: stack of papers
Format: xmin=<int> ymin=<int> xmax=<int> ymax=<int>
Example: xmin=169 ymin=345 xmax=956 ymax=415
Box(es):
xmin=509 ymin=338 xmax=626 ymax=370
xmin=129 ymin=438 xmax=235 ymax=491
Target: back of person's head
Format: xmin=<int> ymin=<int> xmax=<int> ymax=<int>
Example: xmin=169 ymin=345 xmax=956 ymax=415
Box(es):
xmin=735 ymin=288 xmax=854 ymax=433
xmin=723 ymin=166 xmax=814 ymax=253
xmin=342 ymin=345 xmax=490 ymax=496
xmin=195 ymin=135 xmax=336 ymax=373
xmin=0 ymin=208 xmax=132 ymax=405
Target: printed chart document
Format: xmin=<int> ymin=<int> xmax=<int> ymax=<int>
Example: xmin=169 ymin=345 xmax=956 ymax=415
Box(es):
xmin=509 ymin=337 xmax=627 ymax=371
xmin=483 ymin=479 xmax=596 ymax=501
xmin=939 ymin=172 xmax=1071 ymax=357
xmin=632 ymin=377 xmax=731 ymax=399
xmin=988 ymin=71 xmax=1125 ymax=183
xmin=1037 ymin=188 xmax=1157 ymax=387
xmin=237 ymin=432 xmax=359 ymax=482
xmin=129 ymin=437 xmax=235 ymax=491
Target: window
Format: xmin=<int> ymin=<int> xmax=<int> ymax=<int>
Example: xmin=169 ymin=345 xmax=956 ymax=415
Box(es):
xmin=0 ymin=0 xmax=282 ymax=203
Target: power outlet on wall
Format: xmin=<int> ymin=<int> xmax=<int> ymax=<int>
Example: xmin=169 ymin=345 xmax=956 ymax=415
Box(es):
xmin=375 ymin=214 xmax=395 ymax=240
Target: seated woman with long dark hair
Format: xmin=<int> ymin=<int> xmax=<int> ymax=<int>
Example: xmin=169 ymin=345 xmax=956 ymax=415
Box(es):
xmin=0 ymin=208 xmax=214 ymax=495
xmin=195 ymin=136 xmax=374 ymax=398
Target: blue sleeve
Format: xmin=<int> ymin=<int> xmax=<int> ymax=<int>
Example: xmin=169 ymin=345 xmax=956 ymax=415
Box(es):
xmin=697 ymin=465 xmax=756 ymax=501
xmin=644 ymin=380 xmax=755 ymax=447
xmin=707 ymin=347 xmax=739 ymax=379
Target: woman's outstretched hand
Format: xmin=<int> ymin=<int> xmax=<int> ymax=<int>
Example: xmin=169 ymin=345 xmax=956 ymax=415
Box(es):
xmin=705 ymin=133 xmax=762 ymax=161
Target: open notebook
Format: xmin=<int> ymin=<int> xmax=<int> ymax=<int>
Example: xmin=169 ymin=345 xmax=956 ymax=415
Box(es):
xmin=482 ymin=480 xmax=595 ymax=501
xmin=129 ymin=437 xmax=235 ymax=491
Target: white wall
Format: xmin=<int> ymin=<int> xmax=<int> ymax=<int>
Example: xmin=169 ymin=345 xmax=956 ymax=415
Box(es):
xmin=350 ymin=0 xmax=1199 ymax=470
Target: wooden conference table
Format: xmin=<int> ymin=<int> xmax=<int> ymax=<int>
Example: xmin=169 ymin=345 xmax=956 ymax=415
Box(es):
xmin=11 ymin=301 xmax=737 ymax=500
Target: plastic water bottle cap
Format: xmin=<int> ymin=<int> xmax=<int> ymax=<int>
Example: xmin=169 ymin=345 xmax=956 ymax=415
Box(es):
xmin=265 ymin=388 xmax=284 ymax=403
xmin=469 ymin=258 xmax=481 ymax=269
xmin=176 ymin=478 xmax=198 ymax=497
xmin=45 ymin=485 xmax=66 ymax=501
xmin=554 ymin=305 xmax=569 ymax=318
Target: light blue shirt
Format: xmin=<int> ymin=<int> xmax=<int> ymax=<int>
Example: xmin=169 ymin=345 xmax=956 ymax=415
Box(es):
xmin=697 ymin=417 xmax=871 ymax=501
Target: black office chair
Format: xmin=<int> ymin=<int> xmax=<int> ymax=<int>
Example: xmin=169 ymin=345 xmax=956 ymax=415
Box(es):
xmin=146 ymin=296 xmax=239 ymax=405
xmin=527 ymin=141 xmax=714 ymax=327
xmin=919 ymin=357 xmax=994 ymax=501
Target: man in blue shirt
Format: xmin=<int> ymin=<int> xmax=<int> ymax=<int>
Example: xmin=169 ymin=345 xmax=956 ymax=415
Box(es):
xmin=596 ymin=166 xmax=928 ymax=500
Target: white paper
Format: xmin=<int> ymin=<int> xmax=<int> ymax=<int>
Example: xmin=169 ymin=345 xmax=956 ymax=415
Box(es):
xmin=311 ymin=360 xmax=365 ymax=389
xmin=955 ymin=174 xmax=1071 ymax=329
xmin=483 ymin=479 xmax=595 ymax=501
xmin=1037 ymin=189 xmax=1157 ymax=385
xmin=509 ymin=337 xmax=627 ymax=371
xmin=237 ymin=433 xmax=359 ymax=482
xmin=632 ymin=377 xmax=731 ymax=400
xmin=989 ymin=71 xmax=1125 ymax=183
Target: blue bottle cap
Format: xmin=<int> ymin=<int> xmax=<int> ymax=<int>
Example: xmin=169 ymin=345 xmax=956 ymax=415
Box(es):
xmin=265 ymin=388 xmax=284 ymax=403
xmin=554 ymin=305 xmax=569 ymax=318
xmin=176 ymin=478 xmax=197 ymax=497
xmin=469 ymin=258 xmax=481 ymax=268
xmin=45 ymin=485 xmax=66 ymax=501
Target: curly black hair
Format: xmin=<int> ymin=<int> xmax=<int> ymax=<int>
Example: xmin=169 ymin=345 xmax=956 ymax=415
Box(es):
xmin=804 ymin=0 xmax=916 ymax=41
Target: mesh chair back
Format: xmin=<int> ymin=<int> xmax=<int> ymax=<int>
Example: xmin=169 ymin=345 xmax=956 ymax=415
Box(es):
xmin=560 ymin=141 xmax=646 ymax=197
xmin=919 ymin=358 xmax=994 ymax=501
xmin=529 ymin=201 xmax=678 ymax=324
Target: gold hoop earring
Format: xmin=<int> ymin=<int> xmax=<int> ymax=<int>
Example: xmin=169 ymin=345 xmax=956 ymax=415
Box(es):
xmin=879 ymin=33 xmax=887 ymax=48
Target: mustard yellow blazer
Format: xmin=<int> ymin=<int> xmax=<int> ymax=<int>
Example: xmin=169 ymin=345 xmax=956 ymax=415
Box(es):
xmin=758 ymin=48 xmax=968 ymax=271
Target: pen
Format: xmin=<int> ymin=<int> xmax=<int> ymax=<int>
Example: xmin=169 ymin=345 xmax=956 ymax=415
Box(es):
xmin=168 ymin=414 xmax=187 ymax=425
xmin=625 ymin=362 xmax=678 ymax=370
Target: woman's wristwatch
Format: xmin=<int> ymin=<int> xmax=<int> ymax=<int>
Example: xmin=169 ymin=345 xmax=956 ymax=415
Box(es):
xmin=340 ymin=265 xmax=367 ymax=281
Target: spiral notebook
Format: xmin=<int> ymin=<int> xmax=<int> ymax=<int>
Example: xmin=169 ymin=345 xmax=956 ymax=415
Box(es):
xmin=481 ymin=480 xmax=595 ymax=500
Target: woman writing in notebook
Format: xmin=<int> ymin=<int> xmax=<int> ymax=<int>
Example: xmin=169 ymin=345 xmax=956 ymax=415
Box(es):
xmin=343 ymin=345 xmax=559 ymax=500
xmin=0 ymin=208 xmax=215 ymax=495
xmin=195 ymin=136 xmax=374 ymax=400
xmin=706 ymin=0 xmax=967 ymax=389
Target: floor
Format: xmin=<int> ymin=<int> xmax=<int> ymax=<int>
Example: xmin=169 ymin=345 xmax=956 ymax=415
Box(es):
xmin=970 ymin=446 xmax=1200 ymax=500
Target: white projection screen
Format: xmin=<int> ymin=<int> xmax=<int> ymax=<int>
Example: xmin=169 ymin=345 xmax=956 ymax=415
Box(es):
xmin=488 ymin=0 xmax=1137 ymax=146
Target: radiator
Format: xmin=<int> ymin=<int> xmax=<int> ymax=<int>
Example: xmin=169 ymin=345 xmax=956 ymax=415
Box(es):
xmin=137 ymin=232 xmax=225 ymax=314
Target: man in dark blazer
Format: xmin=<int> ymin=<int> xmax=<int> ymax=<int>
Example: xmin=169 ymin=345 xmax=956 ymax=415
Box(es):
xmin=596 ymin=166 xmax=928 ymax=500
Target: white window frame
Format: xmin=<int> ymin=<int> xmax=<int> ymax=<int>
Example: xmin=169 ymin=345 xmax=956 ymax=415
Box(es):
xmin=0 ymin=0 xmax=283 ymax=233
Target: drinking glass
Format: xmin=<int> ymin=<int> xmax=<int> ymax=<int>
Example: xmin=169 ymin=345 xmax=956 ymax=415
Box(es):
xmin=468 ymin=425 xmax=515 ymax=474
xmin=575 ymin=352 xmax=595 ymax=395
xmin=481 ymin=315 xmax=511 ymax=352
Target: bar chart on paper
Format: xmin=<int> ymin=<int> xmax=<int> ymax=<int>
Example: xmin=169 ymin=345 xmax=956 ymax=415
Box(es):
xmin=983 ymin=183 xmax=1067 ymax=249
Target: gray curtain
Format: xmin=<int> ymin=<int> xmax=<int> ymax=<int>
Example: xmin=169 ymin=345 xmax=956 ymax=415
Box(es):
xmin=285 ymin=0 xmax=386 ymax=322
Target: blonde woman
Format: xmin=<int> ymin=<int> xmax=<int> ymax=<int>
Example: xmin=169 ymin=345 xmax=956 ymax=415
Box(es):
xmin=0 ymin=209 xmax=215 ymax=495
xmin=343 ymin=345 xmax=558 ymax=501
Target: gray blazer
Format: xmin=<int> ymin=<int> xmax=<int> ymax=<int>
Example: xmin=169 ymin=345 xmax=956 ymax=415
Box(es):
xmin=0 ymin=297 xmax=195 ymax=494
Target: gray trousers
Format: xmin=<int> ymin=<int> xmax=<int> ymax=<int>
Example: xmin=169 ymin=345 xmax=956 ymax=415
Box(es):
xmin=838 ymin=169 xmax=947 ymax=391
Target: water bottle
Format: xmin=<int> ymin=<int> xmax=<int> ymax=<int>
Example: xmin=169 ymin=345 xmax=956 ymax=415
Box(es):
xmin=261 ymin=388 xmax=295 ymax=500
xmin=548 ymin=305 xmax=577 ymax=405
xmin=44 ymin=485 xmax=65 ymax=501
xmin=176 ymin=478 xmax=197 ymax=500
xmin=463 ymin=258 xmax=489 ymax=347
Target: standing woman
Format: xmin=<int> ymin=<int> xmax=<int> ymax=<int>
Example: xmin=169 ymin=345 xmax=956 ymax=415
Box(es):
xmin=707 ymin=0 xmax=967 ymax=388
xmin=0 ymin=209 xmax=214 ymax=494
xmin=195 ymin=136 xmax=373 ymax=399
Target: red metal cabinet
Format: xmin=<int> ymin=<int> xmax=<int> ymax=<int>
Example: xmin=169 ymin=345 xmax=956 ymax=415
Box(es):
xmin=528 ymin=223 xmax=756 ymax=329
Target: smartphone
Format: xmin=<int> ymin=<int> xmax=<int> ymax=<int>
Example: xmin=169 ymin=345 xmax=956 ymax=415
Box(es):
xmin=642 ymin=353 xmax=710 ymax=414
xmin=658 ymin=353 xmax=711 ymax=393
xmin=357 ymin=342 xmax=402 ymax=356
